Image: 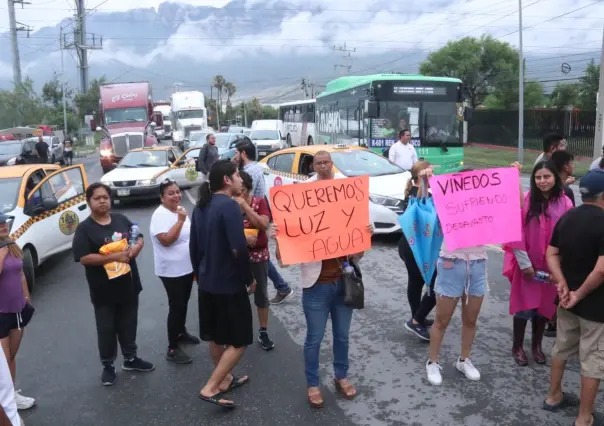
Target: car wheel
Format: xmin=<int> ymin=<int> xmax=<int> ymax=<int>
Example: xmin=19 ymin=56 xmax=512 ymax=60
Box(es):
xmin=286 ymin=134 xmax=292 ymax=148
xmin=23 ymin=247 xmax=35 ymax=294
xmin=308 ymin=136 xmax=314 ymax=146
xmin=51 ymin=154 xmax=56 ymax=164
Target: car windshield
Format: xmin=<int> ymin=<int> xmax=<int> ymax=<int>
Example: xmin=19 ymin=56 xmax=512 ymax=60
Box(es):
xmin=176 ymin=110 xmax=204 ymax=119
xmin=0 ymin=143 xmax=23 ymax=156
xmin=119 ymin=151 xmax=168 ymax=167
xmin=214 ymin=134 xmax=233 ymax=149
xmin=105 ymin=107 xmax=148 ymax=124
xmin=0 ymin=177 xmax=22 ymax=213
xmin=189 ymin=132 xmax=208 ymax=143
xmin=331 ymin=150 xmax=404 ymax=177
xmin=250 ymin=130 xmax=279 ymax=140
xmin=185 ymin=149 xmax=200 ymax=159
xmin=163 ymin=115 xmax=170 ymax=121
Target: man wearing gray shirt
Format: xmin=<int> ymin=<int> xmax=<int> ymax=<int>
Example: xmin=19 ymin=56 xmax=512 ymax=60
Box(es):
xmin=234 ymin=141 xmax=265 ymax=198
xmin=197 ymin=134 xmax=219 ymax=176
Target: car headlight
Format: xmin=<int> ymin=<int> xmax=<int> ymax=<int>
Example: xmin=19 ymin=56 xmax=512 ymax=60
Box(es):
xmin=100 ymin=149 xmax=112 ymax=157
xmin=271 ymin=142 xmax=280 ymax=149
xmin=6 ymin=157 xmax=16 ymax=166
xmin=136 ymin=179 xmax=155 ymax=186
xmin=369 ymin=194 xmax=404 ymax=208
xmin=101 ymin=179 xmax=113 ymax=187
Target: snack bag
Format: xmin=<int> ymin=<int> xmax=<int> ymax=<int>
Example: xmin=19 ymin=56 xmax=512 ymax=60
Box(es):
xmin=99 ymin=238 xmax=131 ymax=279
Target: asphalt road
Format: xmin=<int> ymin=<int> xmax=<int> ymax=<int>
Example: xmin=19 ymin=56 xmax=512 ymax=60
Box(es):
xmin=15 ymin=154 xmax=600 ymax=426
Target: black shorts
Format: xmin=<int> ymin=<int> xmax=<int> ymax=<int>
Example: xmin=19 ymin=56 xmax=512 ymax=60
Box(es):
xmin=198 ymin=290 xmax=253 ymax=348
xmin=0 ymin=303 xmax=35 ymax=339
xmin=250 ymin=261 xmax=269 ymax=308
xmin=64 ymin=151 xmax=73 ymax=159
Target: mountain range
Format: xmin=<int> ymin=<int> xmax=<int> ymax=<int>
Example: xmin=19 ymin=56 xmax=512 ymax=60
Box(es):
xmin=0 ymin=0 xmax=597 ymax=102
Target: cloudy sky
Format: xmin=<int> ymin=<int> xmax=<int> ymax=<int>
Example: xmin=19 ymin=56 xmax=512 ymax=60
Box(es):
xmin=0 ymin=0 xmax=601 ymax=95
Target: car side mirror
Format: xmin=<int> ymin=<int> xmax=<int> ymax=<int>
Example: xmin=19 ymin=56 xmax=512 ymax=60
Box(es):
xmin=366 ymin=101 xmax=378 ymax=119
xmin=281 ymin=136 xmax=286 ymax=140
xmin=42 ymin=197 xmax=59 ymax=211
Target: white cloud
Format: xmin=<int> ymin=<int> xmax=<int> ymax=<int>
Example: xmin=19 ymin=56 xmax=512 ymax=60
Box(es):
xmin=3 ymin=0 xmax=603 ymax=75
xmin=0 ymin=61 xmax=13 ymax=79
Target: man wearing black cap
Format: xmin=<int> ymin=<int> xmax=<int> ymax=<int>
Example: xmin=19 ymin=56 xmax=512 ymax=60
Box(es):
xmin=544 ymin=170 xmax=604 ymax=426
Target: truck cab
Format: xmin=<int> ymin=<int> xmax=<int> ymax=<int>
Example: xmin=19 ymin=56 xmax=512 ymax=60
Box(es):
xmin=92 ymin=82 xmax=161 ymax=174
xmin=171 ymin=91 xmax=208 ymax=151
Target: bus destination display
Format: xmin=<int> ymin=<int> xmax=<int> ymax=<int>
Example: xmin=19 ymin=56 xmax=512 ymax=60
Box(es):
xmin=393 ymin=86 xmax=447 ymax=95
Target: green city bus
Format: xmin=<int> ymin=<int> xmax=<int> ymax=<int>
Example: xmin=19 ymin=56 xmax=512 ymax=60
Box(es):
xmin=315 ymin=73 xmax=469 ymax=174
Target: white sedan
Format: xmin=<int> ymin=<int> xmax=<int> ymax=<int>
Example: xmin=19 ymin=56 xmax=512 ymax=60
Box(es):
xmin=260 ymin=145 xmax=412 ymax=234
xmin=100 ymin=146 xmax=204 ymax=203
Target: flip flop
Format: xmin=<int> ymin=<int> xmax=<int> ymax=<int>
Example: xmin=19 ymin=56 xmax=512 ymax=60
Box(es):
xmin=198 ymin=392 xmax=235 ymax=409
xmin=542 ymin=392 xmax=580 ymax=412
xmin=225 ymin=375 xmax=249 ymax=392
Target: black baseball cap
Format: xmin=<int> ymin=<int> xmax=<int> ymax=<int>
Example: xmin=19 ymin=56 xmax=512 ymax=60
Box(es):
xmin=579 ymin=169 xmax=604 ymax=198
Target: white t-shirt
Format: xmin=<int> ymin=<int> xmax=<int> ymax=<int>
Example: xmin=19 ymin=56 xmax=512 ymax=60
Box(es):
xmin=388 ymin=142 xmax=417 ymax=171
xmin=0 ymin=350 xmax=19 ymax=426
xmin=591 ymin=157 xmax=602 ymax=170
xmin=150 ymin=205 xmax=193 ymax=277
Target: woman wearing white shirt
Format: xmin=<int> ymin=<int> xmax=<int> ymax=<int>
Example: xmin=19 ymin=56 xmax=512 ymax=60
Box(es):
xmin=150 ymin=179 xmax=200 ymax=365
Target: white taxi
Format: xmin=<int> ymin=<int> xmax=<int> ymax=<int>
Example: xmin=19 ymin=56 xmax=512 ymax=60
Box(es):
xmin=2 ymin=164 xmax=90 ymax=292
xmin=100 ymin=146 xmax=204 ymax=202
xmin=260 ymin=144 xmax=412 ymax=234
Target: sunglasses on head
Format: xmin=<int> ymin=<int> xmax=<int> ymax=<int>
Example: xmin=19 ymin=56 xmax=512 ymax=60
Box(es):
xmin=161 ymin=178 xmax=176 ymax=185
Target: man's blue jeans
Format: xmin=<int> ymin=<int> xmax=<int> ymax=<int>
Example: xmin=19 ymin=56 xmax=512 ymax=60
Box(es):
xmin=302 ymin=280 xmax=353 ymax=388
xmin=268 ymin=259 xmax=290 ymax=293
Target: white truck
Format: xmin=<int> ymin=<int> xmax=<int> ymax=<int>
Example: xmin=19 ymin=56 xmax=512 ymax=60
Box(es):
xmin=171 ymin=91 xmax=208 ymax=150
xmin=153 ymin=103 xmax=172 ymax=140
xmin=249 ymin=119 xmax=287 ymax=158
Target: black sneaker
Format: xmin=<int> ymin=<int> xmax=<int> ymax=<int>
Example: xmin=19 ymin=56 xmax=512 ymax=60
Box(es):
xmin=422 ymin=318 xmax=434 ymax=327
xmin=405 ymin=319 xmax=430 ymax=341
xmin=258 ymin=331 xmax=275 ymax=351
xmin=101 ymin=364 xmax=116 ymax=386
xmin=269 ymin=289 xmax=294 ymax=305
xmin=166 ymin=347 xmax=193 ymax=364
xmin=544 ymin=325 xmax=557 ymax=338
xmin=122 ymin=357 xmax=155 ymax=372
xmin=178 ymin=331 xmax=201 ymax=345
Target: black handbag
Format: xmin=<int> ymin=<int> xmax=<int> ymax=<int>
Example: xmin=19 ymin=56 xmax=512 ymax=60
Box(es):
xmin=341 ymin=257 xmax=364 ymax=309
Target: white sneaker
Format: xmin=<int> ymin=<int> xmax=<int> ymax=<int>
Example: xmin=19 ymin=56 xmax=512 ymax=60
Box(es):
xmin=425 ymin=360 xmax=443 ymax=386
xmin=455 ymin=358 xmax=481 ymax=381
xmin=14 ymin=390 xmax=35 ymax=410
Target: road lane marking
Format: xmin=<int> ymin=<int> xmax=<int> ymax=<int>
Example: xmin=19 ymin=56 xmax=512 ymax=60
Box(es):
xmin=184 ymin=189 xmax=196 ymax=205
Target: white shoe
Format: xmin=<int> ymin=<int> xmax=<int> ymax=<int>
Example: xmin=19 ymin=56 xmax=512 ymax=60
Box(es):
xmin=14 ymin=390 xmax=35 ymax=410
xmin=426 ymin=360 xmax=443 ymax=386
xmin=455 ymin=358 xmax=481 ymax=381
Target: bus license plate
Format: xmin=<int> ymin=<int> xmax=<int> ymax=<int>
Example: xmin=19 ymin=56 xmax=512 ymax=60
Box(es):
xmin=259 ymin=151 xmax=267 ymax=156
xmin=117 ymin=189 xmax=130 ymax=197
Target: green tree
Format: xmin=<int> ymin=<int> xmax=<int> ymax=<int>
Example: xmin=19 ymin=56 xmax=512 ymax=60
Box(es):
xmin=0 ymin=79 xmax=49 ymax=127
xmin=419 ymin=35 xmax=519 ymax=108
xmin=74 ymin=76 xmax=106 ymax=121
xmin=577 ymin=60 xmax=600 ymax=110
xmin=488 ymin=79 xmax=546 ymax=109
xmin=212 ymin=75 xmax=226 ymax=114
xmin=42 ymin=74 xmax=73 ymax=108
xmin=550 ymin=82 xmax=580 ymax=109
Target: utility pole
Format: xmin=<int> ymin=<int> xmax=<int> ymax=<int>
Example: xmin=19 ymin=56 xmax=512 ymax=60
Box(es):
xmin=517 ymin=0 xmax=525 ymax=164
xmin=333 ymin=43 xmax=355 ymax=75
xmin=62 ymin=0 xmax=103 ymax=93
xmin=60 ymin=28 xmax=68 ymax=133
xmin=594 ymin=26 xmax=604 ymax=159
xmin=8 ymin=0 xmax=31 ymax=125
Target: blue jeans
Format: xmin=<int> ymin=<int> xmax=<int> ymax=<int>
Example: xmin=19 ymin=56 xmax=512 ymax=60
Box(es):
xmin=268 ymin=259 xmax=290 ymax=293
xmin=302 ymin=280 xmax=353 ymax=388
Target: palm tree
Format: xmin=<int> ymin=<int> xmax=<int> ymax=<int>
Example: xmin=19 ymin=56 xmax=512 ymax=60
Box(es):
xmin=212 ymin=75 xmax=225 ymax=114
xmin=223 ymin=82 xmax=236 ymax=109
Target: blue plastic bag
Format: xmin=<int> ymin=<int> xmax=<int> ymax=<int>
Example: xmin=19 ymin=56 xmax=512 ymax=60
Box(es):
xmin=398 ymin=181 xmax=443 ymax=285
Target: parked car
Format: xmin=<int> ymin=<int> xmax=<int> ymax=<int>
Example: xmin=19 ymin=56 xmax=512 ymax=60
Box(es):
xmin=2 ymin=139 xmax=50 ymax=166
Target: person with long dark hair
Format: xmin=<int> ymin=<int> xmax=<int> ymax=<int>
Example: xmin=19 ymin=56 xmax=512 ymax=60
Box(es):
xmin=503 ymin=161 xmax=573 ymax=366
xmin=0 ymin=214 xmax=35 ymax=411
xmin=150 ymin=178 xmax=200 ymax=365
xmin=190 ymin=160 xmax=255 ymax=408
xmin=73 ymin=183 xmax=155 ymax=386
xmin=400 ymin=161 xmax=435 ymax=341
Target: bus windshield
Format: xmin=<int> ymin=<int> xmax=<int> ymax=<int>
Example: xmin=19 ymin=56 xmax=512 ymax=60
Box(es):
xmin=423 ymin=102 xmax=460 ymax=145
xmin=105 ymin=107 xmax=148 ymax=124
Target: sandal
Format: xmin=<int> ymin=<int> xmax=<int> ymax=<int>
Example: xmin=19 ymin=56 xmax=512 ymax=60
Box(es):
xmin=198 ymin=392 xmax=235 ymax=409
xmin=542 ymin=392 xmax=580 ymax=412
xmin=307 ymin=388 xmax=324 ymax=409
xmin=224 ymin=375 xmax=249 ymax=392
xmin=334 ymin=379 xmax=357 ymax=400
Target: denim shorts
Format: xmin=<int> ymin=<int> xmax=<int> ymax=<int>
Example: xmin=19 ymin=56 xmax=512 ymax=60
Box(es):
xmin=434 ymin=257 xmax=487 ymax=298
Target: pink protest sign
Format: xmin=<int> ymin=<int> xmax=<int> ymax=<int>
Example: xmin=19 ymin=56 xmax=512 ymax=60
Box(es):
xmin=429 ymin=167 xmax=521 ymax=250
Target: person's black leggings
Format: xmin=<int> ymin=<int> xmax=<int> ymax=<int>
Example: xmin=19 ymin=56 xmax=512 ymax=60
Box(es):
xmin=398 ymin=234 xmax=436 ymax=324
xmin=160 ymin=273 xmax=194 ymax=349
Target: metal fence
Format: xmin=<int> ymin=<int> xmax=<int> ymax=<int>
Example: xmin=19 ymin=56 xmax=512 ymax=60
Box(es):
xmin=468 ymin=109 xmax=597 ymax=158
